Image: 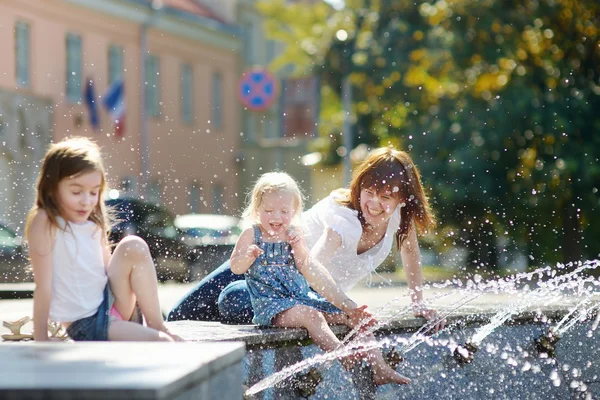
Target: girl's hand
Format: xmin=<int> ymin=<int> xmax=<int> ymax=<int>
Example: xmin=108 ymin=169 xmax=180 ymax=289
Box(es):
xmin=247 ymin=244 xmax=264 ymax=260
xmin=347 ymin=305 xmax=378 ymax=331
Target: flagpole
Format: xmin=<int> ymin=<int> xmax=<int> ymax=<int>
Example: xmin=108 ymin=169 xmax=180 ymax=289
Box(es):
xmin=139 ymin=1 xmax=163 ymax=198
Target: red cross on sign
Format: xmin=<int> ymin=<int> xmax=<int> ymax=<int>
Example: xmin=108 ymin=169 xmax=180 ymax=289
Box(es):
xmin=238 ymin=67 xmax=279 ymax=112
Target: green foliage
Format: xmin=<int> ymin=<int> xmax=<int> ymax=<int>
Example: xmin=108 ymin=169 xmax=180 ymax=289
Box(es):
xmin=257 ymin=0 xmax=600 ymax=268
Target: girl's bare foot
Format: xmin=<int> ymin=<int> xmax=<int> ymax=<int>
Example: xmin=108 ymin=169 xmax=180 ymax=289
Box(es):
xmin=158 ymin=325 xmax=185 ymax=342
xmin=165 ymin=330 xmax=185 ymax=342
xmin=372 ymin=366 xmax=411 ymax=385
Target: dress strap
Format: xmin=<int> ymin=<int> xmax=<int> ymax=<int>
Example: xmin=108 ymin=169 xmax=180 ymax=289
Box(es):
xmin=252 ymin=224 xmax=263 ymax=246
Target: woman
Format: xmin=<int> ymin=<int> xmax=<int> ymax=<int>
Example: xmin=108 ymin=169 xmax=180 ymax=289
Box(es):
xmin=168 ymin=146 xmax=444 ymax=331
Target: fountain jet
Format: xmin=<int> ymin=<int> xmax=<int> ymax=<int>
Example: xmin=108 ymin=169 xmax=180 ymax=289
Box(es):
xmin=534 ymin=329 xmax=561 ymax=358
xmin=453 ymin=342 xmax=478 ymax=365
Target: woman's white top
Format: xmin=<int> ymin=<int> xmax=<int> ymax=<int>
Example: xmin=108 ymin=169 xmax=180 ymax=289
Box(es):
xmin=49 ymin=217 xmax=107 ymax=322
xmin=302 ymin=192 xmax=401 ymax=292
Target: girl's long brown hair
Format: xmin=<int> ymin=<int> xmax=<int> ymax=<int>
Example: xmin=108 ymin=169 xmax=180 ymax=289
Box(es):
xmin=25 ymin=137 xmax=111 ymax=240
xmin=334 ymin=146 xmax=435 ymax=248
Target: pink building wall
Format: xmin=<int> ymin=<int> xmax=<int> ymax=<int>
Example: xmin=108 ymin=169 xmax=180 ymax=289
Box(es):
xmin=0 ymin=0 xmax=242 ymax=218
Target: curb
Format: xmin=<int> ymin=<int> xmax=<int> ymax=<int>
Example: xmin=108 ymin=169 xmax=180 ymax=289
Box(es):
xmin=0 ymin=283 xmax=34 ymax=300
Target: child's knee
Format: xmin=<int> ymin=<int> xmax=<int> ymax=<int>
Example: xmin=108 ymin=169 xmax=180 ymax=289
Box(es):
xmin=116 ymin=236 xmax=151 ymax=259
xmin=294 ymin=306 xmax=326 ymax=326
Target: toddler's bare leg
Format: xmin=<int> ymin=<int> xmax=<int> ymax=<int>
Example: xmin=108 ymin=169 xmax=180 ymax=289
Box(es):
xmin=273 ymin=305 xmax=340 ymax=352
xmin=325 ymin=314 xmax=410 ymax=384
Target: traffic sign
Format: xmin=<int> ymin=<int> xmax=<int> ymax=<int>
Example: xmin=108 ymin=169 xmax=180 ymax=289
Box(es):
xmin=238 ymin=67 xmax=279 ymax=112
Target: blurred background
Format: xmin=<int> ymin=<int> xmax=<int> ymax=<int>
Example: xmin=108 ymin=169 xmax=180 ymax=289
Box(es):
xmin=0 ymin=0 xmax=598 ymax=284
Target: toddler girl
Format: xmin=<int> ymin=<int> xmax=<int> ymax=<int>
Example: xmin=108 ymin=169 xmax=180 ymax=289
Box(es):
xmin=230 ymin=172 xmax=410 ymax=385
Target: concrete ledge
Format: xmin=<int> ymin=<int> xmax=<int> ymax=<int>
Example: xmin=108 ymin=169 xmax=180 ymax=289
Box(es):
xmin=0 ymin=342 xmax=245 ymax=400
xmin=0 ymin=283 xmax=34 ymax=300
xmin=166 ymin=304 xmax=577 ymax=348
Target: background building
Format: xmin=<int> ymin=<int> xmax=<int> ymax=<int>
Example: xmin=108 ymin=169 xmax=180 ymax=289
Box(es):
xmin=0 ymin=0 xmax=244 ymax=229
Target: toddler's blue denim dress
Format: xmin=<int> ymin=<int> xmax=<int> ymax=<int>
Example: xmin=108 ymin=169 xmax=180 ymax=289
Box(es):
xmin=245 ymin=225 xmax=342 ymax=326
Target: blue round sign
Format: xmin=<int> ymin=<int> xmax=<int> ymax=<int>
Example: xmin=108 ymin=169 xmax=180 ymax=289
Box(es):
xmin=238 ymin=67 xmax=278 ymax=112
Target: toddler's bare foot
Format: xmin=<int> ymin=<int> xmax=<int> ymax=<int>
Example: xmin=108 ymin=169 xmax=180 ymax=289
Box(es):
xmin=372 ymin=367 xmax=411 ymax=385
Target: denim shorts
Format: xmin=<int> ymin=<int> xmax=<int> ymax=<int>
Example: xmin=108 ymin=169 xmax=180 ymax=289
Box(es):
xmin=66 ymin=285 xmax=143 ymax=341
xmin=66 ymin=285 xmax=114 ymax=341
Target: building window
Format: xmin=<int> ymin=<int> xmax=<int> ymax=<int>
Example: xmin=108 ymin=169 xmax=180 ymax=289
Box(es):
xmin=212 ymin=72 xmax=222 ymax=130
xmin=266 ymin=40 xmax=277 ymax=63
xmin=108 ymin=44 xmax=123 ymax=85
xmin=243 ymin=22 xmax=255 ymax=65
xmin=181 ymin=63 xmax=193 ymax=124
xmin=66 ymin=33 xmax=82 ymax=102
xmin=120 ymin=176 xmax=137 ymax=196
xmin=148 ymin=179 xmax=162 ymax=204
xmin=15 ymin=21 xmax=30 ymax=88
xmin=212 ymin=183 xmax=223 ymax=213
xmin=145 ymin=54 xmax=160 ymax=117
xmin=188 ymin=182 xmax=201 ymax=213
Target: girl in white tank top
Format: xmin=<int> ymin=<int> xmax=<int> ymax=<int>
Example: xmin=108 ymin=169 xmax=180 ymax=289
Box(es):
xmin=26 ymin=137 xmax=183 ymax=342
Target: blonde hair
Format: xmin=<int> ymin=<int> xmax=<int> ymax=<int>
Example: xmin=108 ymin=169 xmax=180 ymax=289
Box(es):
xmin=334 ymin=146 xmax=435 ymax=248
xmin=242 ymin=172 xmax=304 ymax=223
xmin=25 ymin=137 xmax=112 ymax=240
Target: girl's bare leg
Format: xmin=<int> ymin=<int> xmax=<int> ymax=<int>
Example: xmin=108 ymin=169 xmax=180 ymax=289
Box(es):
xmin=108 ymin=320 xmax=174 ymax=341
xmin=273 ymin=305 xmax=341 ymax=352
xmin=107 ymin=236 xmax=183 ymax=341
xmin=324 ymin=313 xmax=411 ymax=385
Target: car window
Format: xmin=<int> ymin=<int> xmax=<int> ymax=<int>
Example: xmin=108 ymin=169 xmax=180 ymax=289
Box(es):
xmin=144 ymin=209 xmax=178 ymax=239
xmin=184 ymin=226 xmax=241 ymax=238
xmin=0 ymin=225 xmax=19 ymax=248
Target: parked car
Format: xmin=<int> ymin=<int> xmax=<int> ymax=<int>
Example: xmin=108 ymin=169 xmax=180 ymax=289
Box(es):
xmin=0 ymin=222 xmax=31 ymax=283
xmin=174 ymin=214 xmax=244 ymax=281
xmin=106 ymin=198 xmax=192 ymax=282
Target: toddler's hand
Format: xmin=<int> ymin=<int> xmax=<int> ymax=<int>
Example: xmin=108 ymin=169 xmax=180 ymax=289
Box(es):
xmin=287 ymin=226 xmax=305 ymax=248
xmin=247 ymin=244 xmax=264 ymax=259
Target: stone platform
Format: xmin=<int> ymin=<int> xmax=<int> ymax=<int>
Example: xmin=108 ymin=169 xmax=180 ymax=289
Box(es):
xmin=0 ymin=342 xmax=245 ymax=400
xmin=165 ymin=304 xmax=599 ymax=400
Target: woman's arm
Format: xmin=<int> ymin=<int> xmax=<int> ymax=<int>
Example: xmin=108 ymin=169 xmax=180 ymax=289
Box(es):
xmin=400 ymin=227 xmax=424 ymax=305
xmin=28 ymin=210 xmax=54 ymax=341
xmin=401 ymin=226 xmax=445 ymax=331
xmin=292 ymin=227 xmax=374 ymax=326
xmin=230 ymin=227 xmax=263 ymax=275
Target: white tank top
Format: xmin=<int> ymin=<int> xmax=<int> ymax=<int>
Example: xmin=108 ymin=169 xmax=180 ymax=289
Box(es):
xmin=48 ymin=217 xmax=107 ymax=322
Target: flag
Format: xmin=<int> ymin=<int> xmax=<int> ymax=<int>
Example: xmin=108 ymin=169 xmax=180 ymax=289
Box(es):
xmin=84 ymin=78 xmax=99 ymax=130
xmin=103 ymin=79 xmax=125 ymax=138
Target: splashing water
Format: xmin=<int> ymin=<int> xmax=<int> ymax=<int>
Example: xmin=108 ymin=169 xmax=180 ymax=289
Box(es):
xmin=245 ymin=260 xmax=600 ymax=397
xmin=553 ymin=299 xmax=600 ymax=336
xmin=470 ymin=260 xmax=599 ymax=346
xmin=245 ymin=290 xmax=480 ymax=397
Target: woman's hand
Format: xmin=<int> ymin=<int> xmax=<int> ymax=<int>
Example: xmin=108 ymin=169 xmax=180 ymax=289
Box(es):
xmin=412 ymin=302 xmax=446 ymax=333
xmin=346 ymin=304 xmax=378 ymax=331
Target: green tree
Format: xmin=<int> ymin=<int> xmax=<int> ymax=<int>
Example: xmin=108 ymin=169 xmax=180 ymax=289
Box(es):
xmin=258 ymin=0 xmax=600 ymax=270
